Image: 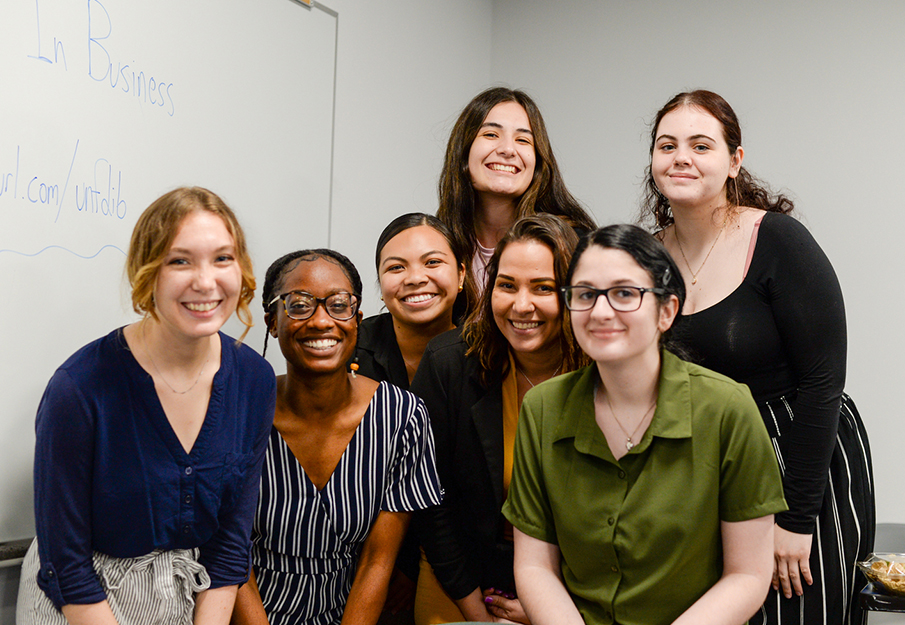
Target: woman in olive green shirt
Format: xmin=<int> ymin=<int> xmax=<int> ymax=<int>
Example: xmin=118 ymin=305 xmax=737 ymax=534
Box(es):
xmin=502 ymin=225 xmax=787 ymax=625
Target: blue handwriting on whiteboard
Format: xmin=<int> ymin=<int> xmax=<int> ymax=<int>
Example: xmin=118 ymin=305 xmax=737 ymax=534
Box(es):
xmin=0 ymin=142 xmax=128 ymax=223
xmin=0 ymin=244 xmax=126 ymax=258
xmin=87 ymin=0 xmax=176 ymax=117
xmin=28 ymin=0 xmax=67 ymax=70
xmin=75 ymin=158 xmax=127 ymax=220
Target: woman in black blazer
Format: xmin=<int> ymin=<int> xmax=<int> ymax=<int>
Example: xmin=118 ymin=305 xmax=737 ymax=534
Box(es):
xmin=410 ymin=215 xmax=585 ymax=624
xmin=356 ymin=213 xmax=467 ymax=389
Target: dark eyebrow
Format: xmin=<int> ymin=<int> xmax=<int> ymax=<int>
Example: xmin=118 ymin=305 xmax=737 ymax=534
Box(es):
xmin=480 ymin=121 xmax=533 ymax=135
xmin=655 ymin=133 xmax=716 ymax=143
xmin=381 ymin=250 xmax=450 ymax=268
xmin=496 ymin=273 xmax=555 ymax=283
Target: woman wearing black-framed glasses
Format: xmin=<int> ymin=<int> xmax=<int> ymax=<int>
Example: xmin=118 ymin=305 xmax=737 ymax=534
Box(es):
xmin=231 ymin=249 xmax=442 ymax=625
xmin=503 ymin=224 xmax=787 ymax=625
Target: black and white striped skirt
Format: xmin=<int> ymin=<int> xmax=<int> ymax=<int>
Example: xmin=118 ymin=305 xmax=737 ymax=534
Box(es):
xmin=751 ymin=393 xmax=875 ymax=625
xmin=16 ymin=539 xmax=210 ymax=625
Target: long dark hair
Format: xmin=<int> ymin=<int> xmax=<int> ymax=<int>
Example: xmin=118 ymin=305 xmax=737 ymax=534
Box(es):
xmin=640 ymin=90 xmax=794 ymax=229
xmin=464 ymin=214 xmax=586 ymax=387
xmin=438 ymin=87 xmax=596 ymax=310
xmin=567 ymin=224 xmax=686 ymax=356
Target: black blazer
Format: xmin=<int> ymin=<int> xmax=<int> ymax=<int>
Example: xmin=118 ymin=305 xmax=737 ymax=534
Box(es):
xmin=410 ymin=328 xmax=513 ymax=600
xmin=354 ymin=313 xmax=409 ymax=390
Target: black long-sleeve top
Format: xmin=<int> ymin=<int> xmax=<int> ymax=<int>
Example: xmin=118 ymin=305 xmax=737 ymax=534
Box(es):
xmin=680 ymin=211 xmax=845 ymax=534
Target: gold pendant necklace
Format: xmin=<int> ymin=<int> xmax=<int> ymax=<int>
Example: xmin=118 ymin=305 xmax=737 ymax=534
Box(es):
xmin=674 ymin=212 xmax=730 ymax=285
xmin=602 ymin=391 xmax=656 ymax=452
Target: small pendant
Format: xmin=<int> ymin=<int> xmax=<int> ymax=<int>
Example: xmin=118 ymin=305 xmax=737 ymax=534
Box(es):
xmin=625 ymin=438 xmax=634 ymax=451
xmin=691 ymin=276 xmax=697 ymax=285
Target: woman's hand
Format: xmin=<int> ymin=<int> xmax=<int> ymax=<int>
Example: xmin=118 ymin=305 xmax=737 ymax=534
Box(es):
xmin=483 ymin=588 xmax=530 ymax=624
xmin=772 ymin=525 xmax=813 ymax=598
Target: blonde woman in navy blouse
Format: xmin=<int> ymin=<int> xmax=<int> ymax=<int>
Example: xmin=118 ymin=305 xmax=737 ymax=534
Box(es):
xmin=17 ymin=187 xmax=276 ymax=625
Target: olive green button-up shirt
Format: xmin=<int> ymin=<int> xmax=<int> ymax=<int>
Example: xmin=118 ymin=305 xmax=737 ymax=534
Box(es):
xmin=503 ymin=351 xmax=787 ymax=625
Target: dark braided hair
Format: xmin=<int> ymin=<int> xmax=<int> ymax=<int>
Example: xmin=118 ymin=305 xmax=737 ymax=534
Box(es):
xmin=261 ymin=249 xmax=363 ymax=357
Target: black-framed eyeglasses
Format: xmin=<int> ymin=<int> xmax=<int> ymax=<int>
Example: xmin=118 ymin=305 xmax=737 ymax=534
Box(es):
xmin=269 ymin=290 xmax=360 ymax=321
xmin=560 ymin=285 xmax=665 ymax=313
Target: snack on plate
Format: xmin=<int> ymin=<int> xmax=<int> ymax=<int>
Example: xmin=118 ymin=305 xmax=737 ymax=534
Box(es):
xmin=858 ymin=553 xmax=905 ymax=597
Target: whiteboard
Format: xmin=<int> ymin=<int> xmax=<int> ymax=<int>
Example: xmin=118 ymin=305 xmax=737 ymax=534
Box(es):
xmin=0 ymin=0 xmax=337 ymax=542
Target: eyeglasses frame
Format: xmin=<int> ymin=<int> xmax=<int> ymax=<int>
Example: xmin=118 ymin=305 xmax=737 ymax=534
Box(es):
xmin=269 ymin=290 xmax=361 ymax=321
xmin=559 ymin=285 xmax=666 ymax=313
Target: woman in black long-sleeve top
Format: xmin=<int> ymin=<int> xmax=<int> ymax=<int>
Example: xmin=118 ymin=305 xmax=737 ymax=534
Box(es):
xmin=410 ymin=215 xmax=584 ymax=624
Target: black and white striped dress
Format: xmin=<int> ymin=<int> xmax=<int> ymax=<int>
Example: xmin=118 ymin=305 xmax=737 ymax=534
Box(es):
xmin=251 ymin=382 xmax=443 ymax=625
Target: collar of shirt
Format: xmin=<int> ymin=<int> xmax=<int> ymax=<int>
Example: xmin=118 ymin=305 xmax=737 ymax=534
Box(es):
xmin=552 ymin=351 xmax=693 ymax=461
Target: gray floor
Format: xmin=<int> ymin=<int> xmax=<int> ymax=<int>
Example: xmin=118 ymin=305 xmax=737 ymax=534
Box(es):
xmin=0 ymin=562 xmax=21 ymax=625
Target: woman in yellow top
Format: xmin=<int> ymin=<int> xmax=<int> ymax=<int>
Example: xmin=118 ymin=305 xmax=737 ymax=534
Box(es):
xmin=410 ymin=214 xmax=585 ymax=624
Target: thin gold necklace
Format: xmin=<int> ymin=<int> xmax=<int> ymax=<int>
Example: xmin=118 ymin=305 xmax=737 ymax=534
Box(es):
xmin=144 ymin=333 xmax=210 ymax=395
xmin=601 ymin=390 xmax=656 ymax=452
xmin=674 ymin=211 xmax=730 ymax=285
xmin=517 ymin=363 xmax=562 ymax=388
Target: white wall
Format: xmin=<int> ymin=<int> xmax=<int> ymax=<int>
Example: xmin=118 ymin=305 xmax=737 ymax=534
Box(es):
xmin=319 ymin=0 xmax=494 ymax=316
xmin=488 ymin=0 xmax=905 ymax=523
xmin=0 ymin=0 xmax=498 ymax=610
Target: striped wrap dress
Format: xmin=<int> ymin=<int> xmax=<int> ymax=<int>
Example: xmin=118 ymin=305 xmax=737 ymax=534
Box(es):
xmin=251 ymin=382 xmax=443 ymax=625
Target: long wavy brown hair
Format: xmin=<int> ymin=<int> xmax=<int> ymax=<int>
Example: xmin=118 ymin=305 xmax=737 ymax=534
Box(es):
xmin=640 ymin=90 xmax=794 ymax=229
xmin=438 ymin=87 xmax=596 ymax=314
xmin=463 ymin=214 xmax=586 ymax=387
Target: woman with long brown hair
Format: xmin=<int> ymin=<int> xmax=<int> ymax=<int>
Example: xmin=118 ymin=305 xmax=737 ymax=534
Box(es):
xmin=437 ymin=87 xmax=596 ymax=313
xmin=410 ymin=214 xmax=584 ymax=624
xmin=641 ymin=89 xmax=874 ymax=625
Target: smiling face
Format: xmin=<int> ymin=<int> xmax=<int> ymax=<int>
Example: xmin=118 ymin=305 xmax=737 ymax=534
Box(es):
xmin=467 ymin=101 xmax=537 ymax=202
xmin=569 ymin=246 xmax=678 ymax=368
xmin=651 ymin=105 xmax=743 ymax=212
xmin=153 ymin=210 xmax=241 ymax=343
xmin=491 ymin=240 xmax=561 ymax=357
xmin=272 ymin=257 xmax=361 ymax=376
xmin=379 ymin=225 xmax=465 ymax=330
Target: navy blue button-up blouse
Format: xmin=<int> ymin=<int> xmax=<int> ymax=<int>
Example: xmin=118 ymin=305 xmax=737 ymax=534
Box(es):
xmin=33 ymin=328 xmax=275 ymax=608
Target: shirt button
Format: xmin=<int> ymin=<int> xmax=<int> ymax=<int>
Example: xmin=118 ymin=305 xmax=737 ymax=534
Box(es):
xmin=183 ymin=525 xmax=191 ymax=534
xmin=185 ymin=466 xmax=193 ymax=475
xmin=46 ymin=569 xmax=54 ymax=578
xmin=607 ymin=517 xmax=615 ymax=526
xmin=611 ymin=565 xmax=619 ymax=573
xmin=184 ymin=495 xmax=193 ymax=504
xmin=617 ymin=470 xmax=626 ymax=479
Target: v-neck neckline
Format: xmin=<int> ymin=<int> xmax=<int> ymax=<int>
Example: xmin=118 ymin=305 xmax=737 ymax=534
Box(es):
xmin=279 ymin=381 xmax=382 ymax=495
xmin=120 ymin=328 xmax=225 ymax=460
